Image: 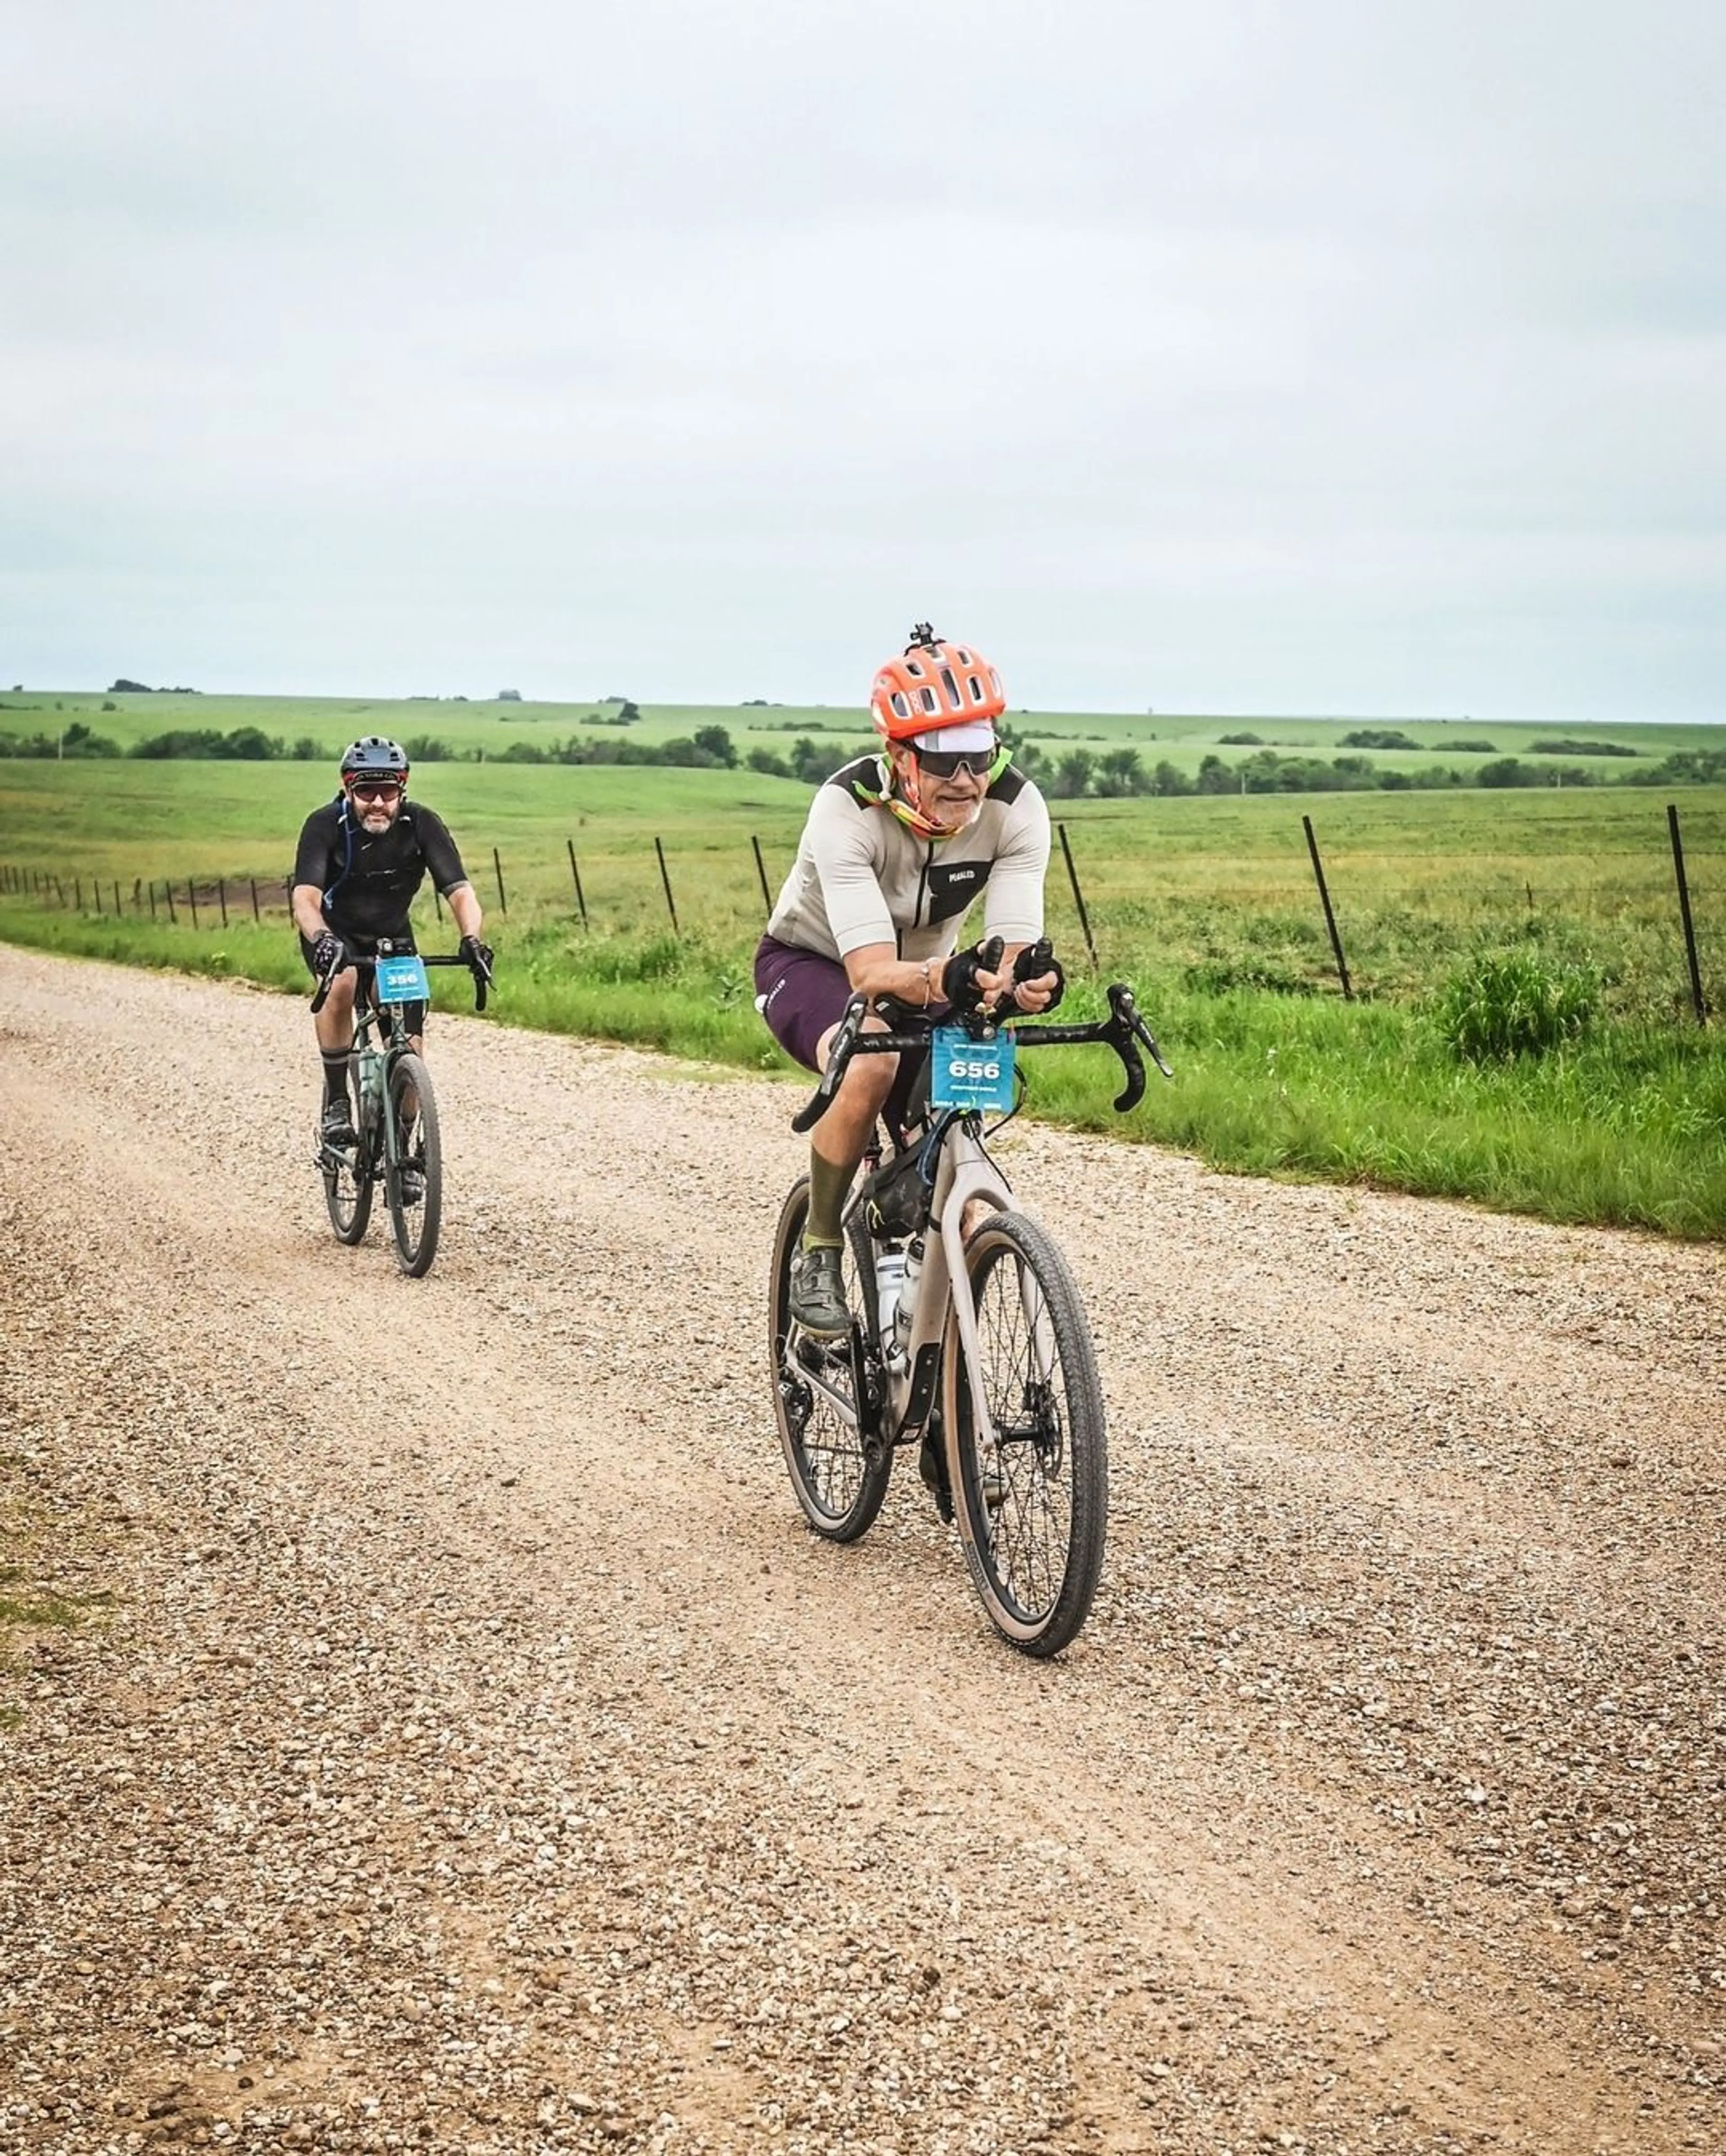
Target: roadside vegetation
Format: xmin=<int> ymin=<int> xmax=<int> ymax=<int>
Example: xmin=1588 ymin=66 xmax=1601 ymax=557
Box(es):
xmin=3 ymin=726 xmax=1722 ymax=1238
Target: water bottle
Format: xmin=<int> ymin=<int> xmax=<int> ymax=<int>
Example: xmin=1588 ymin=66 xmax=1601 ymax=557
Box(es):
xmin=874 ymin=1247 xmax=907 ymax=1345
xmin=356 ymin=1045 xmax=383 ymax=1141
xmin=891 ymin=1235 xmax=925 ymax=1360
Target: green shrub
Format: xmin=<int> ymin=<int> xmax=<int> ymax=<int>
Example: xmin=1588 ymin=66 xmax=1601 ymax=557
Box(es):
xmin=1432 ymin=949 xmax=1600 ymax=1062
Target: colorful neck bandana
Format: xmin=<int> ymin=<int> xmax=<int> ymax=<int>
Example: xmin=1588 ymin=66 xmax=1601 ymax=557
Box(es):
xmin=850 ymin=748 xmax=1011 ymax=839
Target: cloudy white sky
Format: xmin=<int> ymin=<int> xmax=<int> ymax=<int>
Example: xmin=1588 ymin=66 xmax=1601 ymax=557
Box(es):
xmin=4 ymin=0 xmax=1722 ymax=719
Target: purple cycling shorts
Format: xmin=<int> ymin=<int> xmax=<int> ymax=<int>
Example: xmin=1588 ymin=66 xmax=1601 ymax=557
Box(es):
xmin=753 ymin=935 xmax=857 ymax=1073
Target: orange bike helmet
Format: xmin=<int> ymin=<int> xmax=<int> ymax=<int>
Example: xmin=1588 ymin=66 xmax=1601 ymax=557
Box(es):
xmin=870 ymin=623 xmax=1006 ymax=745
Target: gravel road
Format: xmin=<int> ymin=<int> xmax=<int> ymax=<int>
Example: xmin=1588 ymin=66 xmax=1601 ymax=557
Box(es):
xmin=2 ymin=944 xmax=1722 ymax=2156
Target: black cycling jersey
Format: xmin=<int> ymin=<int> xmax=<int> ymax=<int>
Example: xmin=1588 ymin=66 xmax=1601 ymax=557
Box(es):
xmin=292 ymin=797 xmax=468 ymax=941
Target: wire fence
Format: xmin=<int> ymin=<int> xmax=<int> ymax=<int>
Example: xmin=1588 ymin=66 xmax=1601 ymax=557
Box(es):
xmin=0 ymin=804 xmax=1714 ymax=1024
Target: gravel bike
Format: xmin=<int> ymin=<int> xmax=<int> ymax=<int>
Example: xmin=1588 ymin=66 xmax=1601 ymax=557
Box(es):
xmin=768 ymin=950 xmax=1170 ymax=1656
xmin=312 ymin=940 xmax=490 ymax=1278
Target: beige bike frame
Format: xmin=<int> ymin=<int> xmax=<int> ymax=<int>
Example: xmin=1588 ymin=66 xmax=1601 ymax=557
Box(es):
xmin=870 ymin=1110 xmax=1046 ymax=1531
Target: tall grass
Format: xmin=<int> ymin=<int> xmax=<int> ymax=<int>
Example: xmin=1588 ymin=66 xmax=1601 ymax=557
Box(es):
xmin=4 ymin=758 xmax=1722 ymax=1237
xmin=6 ymin=896 xmax=1723 ymax=1238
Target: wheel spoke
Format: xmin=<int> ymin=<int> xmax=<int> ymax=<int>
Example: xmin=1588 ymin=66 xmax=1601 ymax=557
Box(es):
xmin=385 ymin=1053 xmax=442 ymax=1277
xmin=950 ymin=1213 xmax=1107 ymax=1656
xmin=768 ymin=1185 xmax=892 ymax=1543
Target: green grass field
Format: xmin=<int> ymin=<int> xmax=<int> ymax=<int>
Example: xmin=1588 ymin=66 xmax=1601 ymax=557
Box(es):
xmin=3 ymin=703 xmax=1724 ymax=1238
xmin=3 ymin=685 xmax=1717 ymax=780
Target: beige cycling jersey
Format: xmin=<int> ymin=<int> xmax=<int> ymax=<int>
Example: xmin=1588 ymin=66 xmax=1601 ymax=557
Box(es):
xmin=766 ymin=754 xmax=1050 ymax=964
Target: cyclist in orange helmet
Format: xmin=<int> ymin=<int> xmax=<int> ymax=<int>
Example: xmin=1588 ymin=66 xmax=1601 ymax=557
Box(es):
xmin=756 ymin=625 xmax=1063 ymax=1336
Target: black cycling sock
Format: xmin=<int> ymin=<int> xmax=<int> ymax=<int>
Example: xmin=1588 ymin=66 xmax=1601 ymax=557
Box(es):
xmin=320 ymin=1049 xmax=352 ymax=1106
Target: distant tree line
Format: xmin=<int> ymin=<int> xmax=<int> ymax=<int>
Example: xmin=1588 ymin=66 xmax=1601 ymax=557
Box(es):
xmin=454 ymin=723 xmax=745 ymax=769
xmin=0 ymin=723 xmax=324 ymax=761
xmin=4 ymin=717 xmax=1720 ymax=793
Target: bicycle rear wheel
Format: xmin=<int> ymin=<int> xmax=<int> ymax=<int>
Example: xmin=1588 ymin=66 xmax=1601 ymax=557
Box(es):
xmin=768 ymin=1179 xmax=892 ymax=1542
xmin=321 ymin=1111 xmax=374 ymax=1245
xmin=384 ymin=1052 xmax=442 ymax=1278
xmin=947 ymin=1209 xmax=1108 ymax=1657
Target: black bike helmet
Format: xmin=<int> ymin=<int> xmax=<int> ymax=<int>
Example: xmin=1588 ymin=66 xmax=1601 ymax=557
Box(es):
xmin=339 ymin=736 xmax=409 ymax=789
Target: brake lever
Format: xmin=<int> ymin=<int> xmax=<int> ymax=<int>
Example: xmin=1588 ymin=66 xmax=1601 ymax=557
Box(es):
xmin=1134 ymin=1016 xmax=1172 ymax=1079
xmin=791 ymin=992 xmax=867 ymax=1132
xmin=1099 ymin=983 xmax=1174 ymax=1110
xmin=1127 ymin=1002 xmax=1172 ymax=1079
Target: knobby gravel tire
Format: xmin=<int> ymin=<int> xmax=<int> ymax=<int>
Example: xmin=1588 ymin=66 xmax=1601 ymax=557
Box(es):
xmin=384 ymin=1052 xmax=442 ymax=1278
xmin=768 ymin=1178 xmax=893 ymax=1543
xmin=322 ymin=1117 xmax=374 ymax=1246
xmin=947 ymin=1208 xmax=1108 ymax=1657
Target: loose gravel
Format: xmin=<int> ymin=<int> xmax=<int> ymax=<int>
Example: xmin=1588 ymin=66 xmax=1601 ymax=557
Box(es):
xmin=1 ymin=945 xmax=1722 ymax=2155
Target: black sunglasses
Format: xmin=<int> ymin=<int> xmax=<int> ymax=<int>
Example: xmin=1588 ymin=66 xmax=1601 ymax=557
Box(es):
xmin=912 ymin=744 xmax=995 ymax=780
xmin=349 ymin=780 xmax=403 ymax=802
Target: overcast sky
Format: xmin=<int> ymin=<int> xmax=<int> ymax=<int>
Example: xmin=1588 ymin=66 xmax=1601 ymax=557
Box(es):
xmin=4 ymin=0 xmax=1722 ymax=719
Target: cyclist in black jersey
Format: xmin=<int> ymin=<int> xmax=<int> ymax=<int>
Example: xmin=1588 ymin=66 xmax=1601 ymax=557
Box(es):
xmin=291 ymin=736 xmax=491 ymax=1154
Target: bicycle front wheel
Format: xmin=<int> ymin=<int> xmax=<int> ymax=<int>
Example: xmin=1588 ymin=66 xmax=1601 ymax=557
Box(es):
xmin=946 ymin=1210 xmax=1108 ymax=1657
xmin=768 ymin=1179 xmax=892 ymax=1543
xmin=322 ymin=1114 xmax=374 ymax=1246
xmin=384 ymin=1052 xmax=443 ymax=1278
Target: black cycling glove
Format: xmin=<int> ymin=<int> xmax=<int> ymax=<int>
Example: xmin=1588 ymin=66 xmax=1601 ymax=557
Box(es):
xmin=311 ymin=930 xmax=347 ymax=978
xmin=459 ymin=935 xmax=495 ymax=980
xmin=1010 ymin=937 xmax=1066 ymax=1014
xmin=940 ymin=936 xmax=1005 ymax=1016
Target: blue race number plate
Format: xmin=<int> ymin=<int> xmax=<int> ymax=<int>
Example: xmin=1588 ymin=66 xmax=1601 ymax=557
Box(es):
xmin=930 ymin=1025 xmax=1016 ymax=1112
xmin=375 ymin=954 xmax=430 ymax=1005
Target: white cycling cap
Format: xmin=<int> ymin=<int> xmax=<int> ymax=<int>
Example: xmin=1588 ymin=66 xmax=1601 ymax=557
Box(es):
xmin=913 ymin=722 xmax=996 ymax=753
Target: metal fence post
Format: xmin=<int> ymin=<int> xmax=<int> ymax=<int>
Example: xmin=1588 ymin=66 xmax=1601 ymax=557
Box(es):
xmin=1303 ymin=815 xmax=1353 ymax=1000
xmin=567 ymin=838 xmax=588 ymax=928
xmin=1668 ymin=803 xmax=1708 ymax=1025
xmin=1056 ymin=823 xmax=1099 ymax=969
xmin=654 ymin=836 xmax=679 ymax=934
